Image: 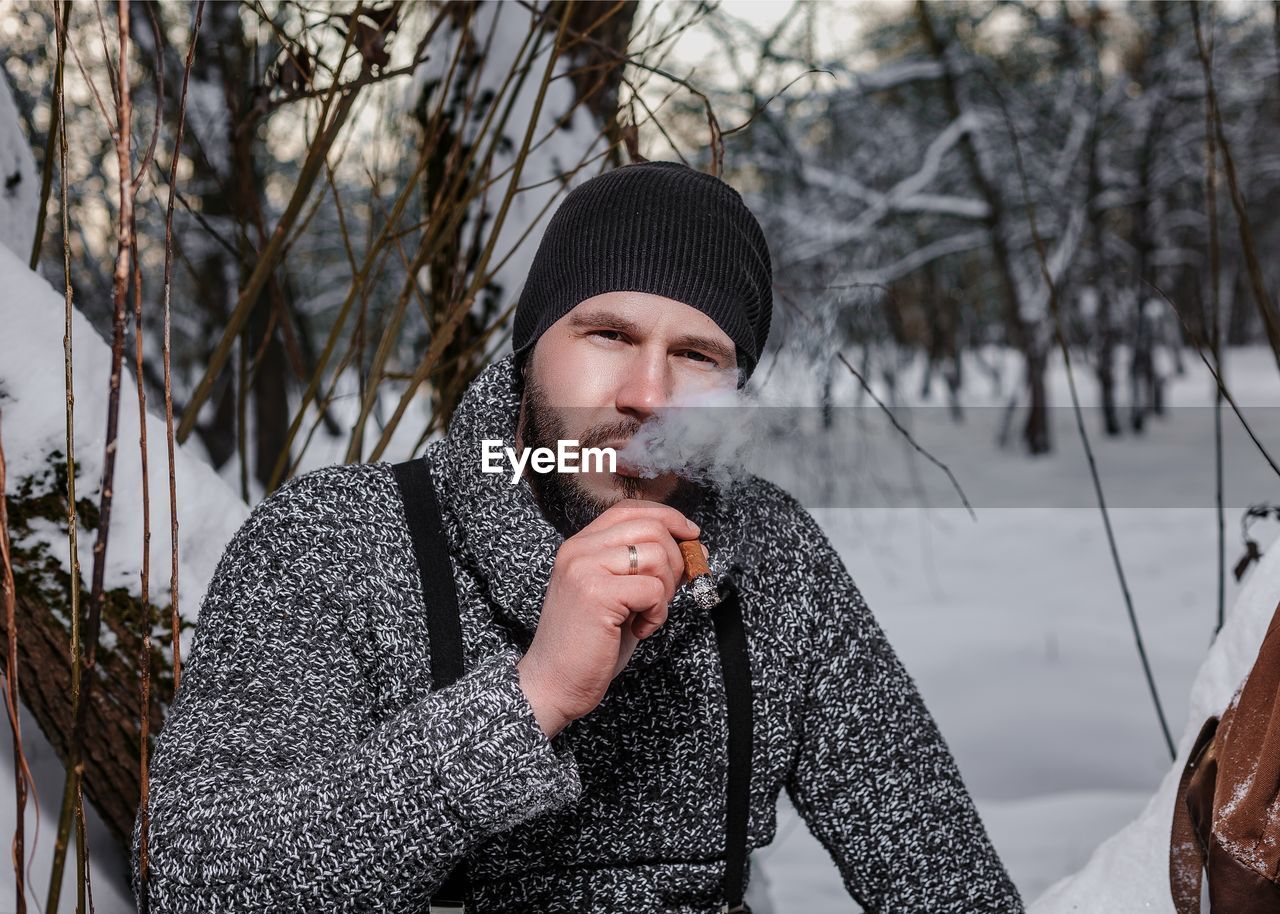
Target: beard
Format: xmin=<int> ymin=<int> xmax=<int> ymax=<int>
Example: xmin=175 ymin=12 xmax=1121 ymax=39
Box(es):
xmin=518 ymin=370 xmax=707 ymax=538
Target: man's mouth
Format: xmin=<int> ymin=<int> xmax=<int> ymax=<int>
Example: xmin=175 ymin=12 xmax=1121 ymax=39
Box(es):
xmin=589 ymin=437 xmax=651 ymax=479
xmin=615 ymin=462 xmax=643 ymax=479
xmin=607 ymin=449 xmax=643 ymax=478
xmin=593 ymin=439 xmax=636 ymax=476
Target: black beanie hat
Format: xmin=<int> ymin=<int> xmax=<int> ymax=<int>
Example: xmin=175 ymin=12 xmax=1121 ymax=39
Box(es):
xmin=512 ymin=161 xmax=773 ymax=384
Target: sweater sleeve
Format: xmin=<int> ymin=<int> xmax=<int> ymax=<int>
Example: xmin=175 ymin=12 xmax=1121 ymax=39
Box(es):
xmin=783 ymin=526 xmax=1024 ymax=914
xmin=131 ymin=468 xmax=582 ymax=913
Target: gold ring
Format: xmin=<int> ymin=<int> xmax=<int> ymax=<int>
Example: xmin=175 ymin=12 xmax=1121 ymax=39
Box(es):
xmin=627 ymin=544 xmax=639 ymax=574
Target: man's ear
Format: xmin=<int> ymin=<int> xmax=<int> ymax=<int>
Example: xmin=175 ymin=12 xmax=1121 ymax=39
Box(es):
xmin=517 ymin=341 xmax=539 ymax=389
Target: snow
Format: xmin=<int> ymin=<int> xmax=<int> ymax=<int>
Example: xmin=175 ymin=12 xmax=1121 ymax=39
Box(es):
xmin=778 ymin=112 xmax=994 ymax=266
xmin=1 ymin=696 xmax=138 ymax=912
xmin=753 ymin=505 xmax=1280 ymax=913
xmin=0 ymin=66 xmax=38 ymax=265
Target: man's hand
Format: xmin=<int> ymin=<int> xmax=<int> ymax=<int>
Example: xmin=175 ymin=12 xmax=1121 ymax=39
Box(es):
xmin=516 ymin=500 xmax=701 ymax=739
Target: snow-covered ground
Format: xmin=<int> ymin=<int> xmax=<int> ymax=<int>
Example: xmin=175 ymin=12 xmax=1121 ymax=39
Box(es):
xmin=4 ymin=226 xmax=1280 ymax=911
xmin=760 ymin=505 xmax=1279 ymax=912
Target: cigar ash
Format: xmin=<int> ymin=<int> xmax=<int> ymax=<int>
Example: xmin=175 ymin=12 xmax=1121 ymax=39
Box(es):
xmin=679 ymin=538 xmax=723 ymax=611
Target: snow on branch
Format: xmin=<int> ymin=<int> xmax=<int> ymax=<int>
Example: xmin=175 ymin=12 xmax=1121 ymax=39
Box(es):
xmin=777 ymin=112 xmax=992 ymax=265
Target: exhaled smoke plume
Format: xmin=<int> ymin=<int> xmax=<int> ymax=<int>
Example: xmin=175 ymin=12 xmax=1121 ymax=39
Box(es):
xmin=614 ymin=370 xmax=765 ymax=490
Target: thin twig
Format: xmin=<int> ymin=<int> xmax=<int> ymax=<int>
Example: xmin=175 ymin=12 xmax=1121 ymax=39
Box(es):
xmin=515 ymin=0 xmax=728 ymax=172
xmin=720 ymin=68 xmax=835 ymax=138
xmin=336 ymin=2 xmax=504 ymax=466
xmin=175 ymin=0 xmax=381 ymax=445
xmin=129 ymin=3 xmax=165 ymax=195
xmin=1196 ymin=4 xmax=1227 ymax=635
xmin=64 ymin=14 xmax=113 ymax=131
xmin=992 ymin=72 xmax=1175 ymax=760
xmin=1136 ymin=276 xmax=1280 ymax=480
xmin=92 ymin=0 xmax=119 ymax=108
xmin=48 ymin=1 xmax=136 ymax=906
xmin=140 ymin=2 xmax=203 ymax=904
xmin=40 ymin=5 xmax=73 ymax=910
xmin=128 ymin=215 xmax=152 ymax=914
xmin=1 ymin=409 xmax=32 ymax=914
xmin=367 ymin=2 xmax=577 ymax=462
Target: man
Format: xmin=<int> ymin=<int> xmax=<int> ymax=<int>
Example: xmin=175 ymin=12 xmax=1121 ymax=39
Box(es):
xmin=133 ymin=161 xmax=1023 ymax=913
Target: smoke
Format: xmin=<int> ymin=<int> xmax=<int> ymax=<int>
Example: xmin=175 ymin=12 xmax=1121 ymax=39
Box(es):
xmin=613 ymin=369 xmax=765 ymax=490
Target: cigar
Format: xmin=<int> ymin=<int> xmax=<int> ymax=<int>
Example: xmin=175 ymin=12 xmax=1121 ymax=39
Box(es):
xmin=679 ymin=539 xmax=720 ymax=611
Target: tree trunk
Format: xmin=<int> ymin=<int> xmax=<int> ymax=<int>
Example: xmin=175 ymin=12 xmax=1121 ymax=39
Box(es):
xmin=916 ymin=1 xmax=1049 ymax=453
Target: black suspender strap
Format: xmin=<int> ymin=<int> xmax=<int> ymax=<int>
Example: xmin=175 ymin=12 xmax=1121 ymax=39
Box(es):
xmin=392 ymin=457 xmax=465 ymax=689
xmin=390 ymin=456 xmax=469 ymax=913
xmin=711 ymin=575 xmax=753 ymax=914
xmin=392 ymin=455 xmax=753 ymax=914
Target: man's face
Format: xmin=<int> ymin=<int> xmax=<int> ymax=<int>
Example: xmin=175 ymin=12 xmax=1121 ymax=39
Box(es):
xmin=516 ymin=291 xmax=738 ymax=536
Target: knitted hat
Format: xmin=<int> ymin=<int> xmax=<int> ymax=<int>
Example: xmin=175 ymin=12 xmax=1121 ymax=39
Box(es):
xmin=512 ymin=161 xmax=773 ymax=385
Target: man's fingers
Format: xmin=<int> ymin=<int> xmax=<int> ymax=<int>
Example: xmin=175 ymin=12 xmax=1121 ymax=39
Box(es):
xmin=599 ymin=540 xmax=678 ymax=594
xmin=609 ymin=575 xmax=667 ymax=617
xmin=631 ymin=601 xmax=669 ymax=639
xmin=580 ymin=518 xmax=684 ymax=586
xmin=578 ymin=498 xmax=699 ymax=540
xmin=624 ymin=592 xmax=670 ymax=639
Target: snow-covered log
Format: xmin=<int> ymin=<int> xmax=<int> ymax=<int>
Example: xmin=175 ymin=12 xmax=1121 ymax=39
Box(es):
xmin=1 ymin=240 xmax=246 ymax=903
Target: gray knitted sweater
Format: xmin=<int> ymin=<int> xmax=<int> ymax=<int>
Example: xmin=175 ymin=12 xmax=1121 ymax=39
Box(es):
xmin=132 ymin=354 xmax=1023 ymax=914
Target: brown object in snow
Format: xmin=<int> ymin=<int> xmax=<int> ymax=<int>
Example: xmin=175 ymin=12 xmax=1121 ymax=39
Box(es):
xmin=1169 ymin=595 xmax=1280 ymax=913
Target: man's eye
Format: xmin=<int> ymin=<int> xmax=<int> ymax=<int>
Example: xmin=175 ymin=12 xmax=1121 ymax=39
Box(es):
xmin=681 ymin=350 xmax=715 ymax=364
xmin=592 ymin=329 xmax=624 ymax=342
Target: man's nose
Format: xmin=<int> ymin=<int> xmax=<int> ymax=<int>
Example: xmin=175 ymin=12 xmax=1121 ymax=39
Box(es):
xmin=614 ymin=350 xmax=670 ymax=419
